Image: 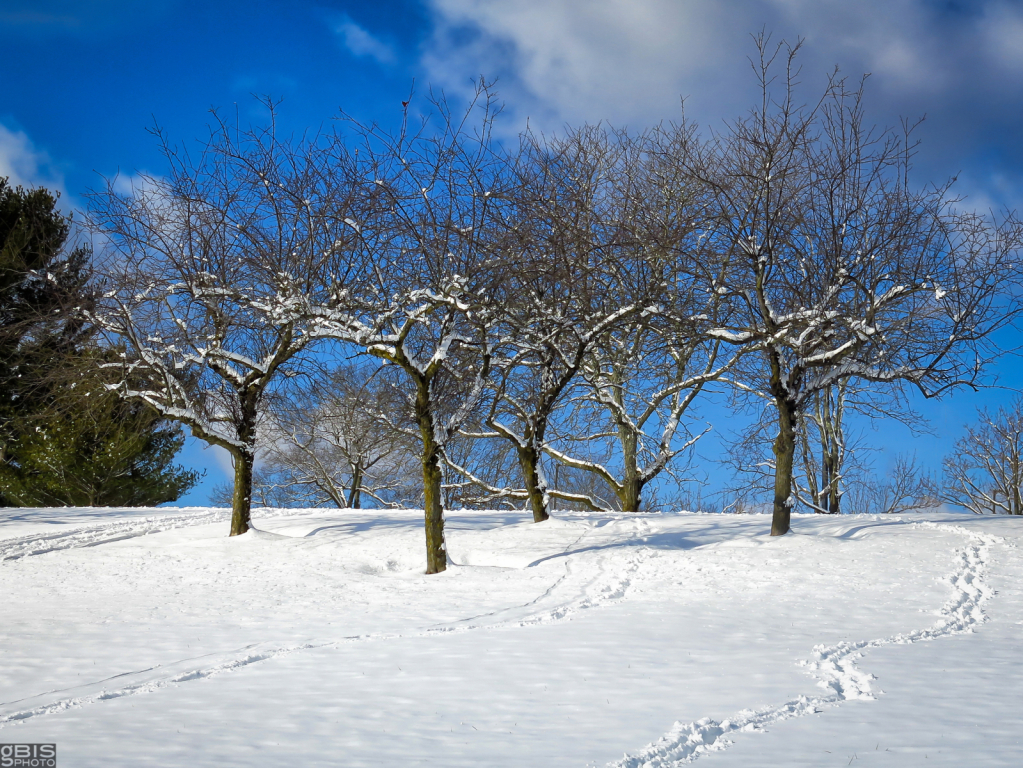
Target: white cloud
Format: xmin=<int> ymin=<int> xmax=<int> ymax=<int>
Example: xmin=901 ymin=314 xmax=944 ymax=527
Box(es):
xmin=418 ymin=0 xmax=1008 ymax=130
xmin=111 ymin=171 xmax=160 ymax=199
xmin=415 ymin=0 xmax=1023 ymax=213
xmin=422 ymin=0 xmax=751 ymax=130
xmin=952 ymin=169 xmax=1023 ymax=221
xmin=335 ymin=17 xmax=396 ymax=64
xmin=0 ymin=123 xmax=65 ymax=197
xmin=210 ymin=443 xmax=236 ymax=479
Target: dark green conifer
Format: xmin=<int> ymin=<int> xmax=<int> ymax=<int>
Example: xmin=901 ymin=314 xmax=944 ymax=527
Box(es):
xmin=0 ymin=178 xmax=198 ymax=506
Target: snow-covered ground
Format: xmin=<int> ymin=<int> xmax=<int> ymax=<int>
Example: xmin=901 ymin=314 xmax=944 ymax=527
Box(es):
xmin=1 ymin=506 xmax=1021 ymax=766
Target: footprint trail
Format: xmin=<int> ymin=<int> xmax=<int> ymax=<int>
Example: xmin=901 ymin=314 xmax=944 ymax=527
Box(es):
xmin=608 ymin=523 xmax=1000 ymax=767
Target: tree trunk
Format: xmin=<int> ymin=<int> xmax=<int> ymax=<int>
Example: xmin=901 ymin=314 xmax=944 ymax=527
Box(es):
xmin=416 ymin=379 xmax=447 ymax=574
xmin=819 ymin=387 xmax=842 ymax=514
xmin=619 ymin=477 xmax=643 ymax=513
xmin=771 ymin=396 xmax=798 ymax=536
xmin=517 ymin=444 xmax=549 ymax=522
xmin=618 ymin=419 xmax=643 ymax=512
xmin=1012 ymin=449 xmax=1021 ymax=515
xmin=230 ymin=392 xmax=258 ymax=536
xmin=421 ymin=444 xmax=446 ymax=573
xmin=800 ymin=425 xmax=821 ymax=512
xmin=827 ymin=446 xmax=841 ymax=514
xmin=230 ymin=448 xmax=253 ymax=536
xmin=820 ymin=446 xmax=836 ymax=513
xmin=349 ymin=460 xmax=363 ymax=509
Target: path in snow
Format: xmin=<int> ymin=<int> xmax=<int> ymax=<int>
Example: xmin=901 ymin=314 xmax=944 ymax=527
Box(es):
xmin=0 ymin=506 xmax=329 ymax=562
xmin=609 ymin=522 xmax=1003 ymax=767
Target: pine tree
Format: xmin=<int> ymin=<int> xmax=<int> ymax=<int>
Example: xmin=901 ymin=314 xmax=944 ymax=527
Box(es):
xmin=0 ymin=360 xmax=199 ymax=506
xmin=0 ymin=178 xmax=90 ymax=399
xmin=0 ymin=178 xmax=198 ymax=507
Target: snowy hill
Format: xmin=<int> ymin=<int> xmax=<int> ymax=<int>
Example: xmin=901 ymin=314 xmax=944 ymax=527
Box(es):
xmin=1 ymin=507 xmax=1020 ymax=766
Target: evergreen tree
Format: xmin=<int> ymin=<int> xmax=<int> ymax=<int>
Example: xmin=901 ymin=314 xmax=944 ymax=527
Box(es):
xmin=0 ymin=357 xmax=199 ymax=506
xmin=0 ymin=177 xmax=90 ymax=401
xmin=0 ymin=178 xmax=198 ymax=506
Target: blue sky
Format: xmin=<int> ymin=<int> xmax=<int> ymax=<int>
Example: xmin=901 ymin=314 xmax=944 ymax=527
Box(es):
xmin=3 ymin=0 xmax=1023 ymax=505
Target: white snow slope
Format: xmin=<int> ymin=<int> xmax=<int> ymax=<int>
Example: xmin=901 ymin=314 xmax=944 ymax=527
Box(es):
xmin=1 ymin=506 xmax=1021 ymax=766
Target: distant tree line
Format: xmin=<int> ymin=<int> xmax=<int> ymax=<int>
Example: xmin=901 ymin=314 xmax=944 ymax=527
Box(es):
xmin=73 ymin=39 xmax=1023 ymax=572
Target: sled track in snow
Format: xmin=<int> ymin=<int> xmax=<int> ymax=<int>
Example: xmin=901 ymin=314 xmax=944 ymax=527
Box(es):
xmin=0 ymin=643 xmax=324 ymax=727
xmin=608 ymin=522 xmax=1002 ymax=767
xmin=0 ymin=521 xmax=650 ymax=730
xmin=0 ymin=507 xmax=330 ymax=562
xmin=0 ymin=509 xmax=230 ymax=561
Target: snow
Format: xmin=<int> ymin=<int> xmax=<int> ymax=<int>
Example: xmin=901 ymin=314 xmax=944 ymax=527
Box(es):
xmin=1 ymin=507 xmax=1022 ymax=766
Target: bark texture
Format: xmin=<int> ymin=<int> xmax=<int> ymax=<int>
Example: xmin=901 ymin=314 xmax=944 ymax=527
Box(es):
xmin=416 ymin=380 xmax=447 ymax=574
xmin=349 ymin=460 xmax=363 ymax=509
xmin=771 ymin=395 xmax=798 ymax=536
xmin=618 ymin=425 xmax=644 ymax=513
xmin=230 ymin=449 xmax=253 ymax=536
xmin=516 ymin=445 xmax=550 ymax=523
xmin=229 ymin=394 xmax=259 ymax=536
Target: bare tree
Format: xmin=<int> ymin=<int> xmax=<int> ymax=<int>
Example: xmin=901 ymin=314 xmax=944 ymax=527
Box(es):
xmin=460 ymin=125 xmax=662 ymax=520
xmin=721 ymin=377 xmax=934 ymax=516
xmin=798 ymin=383 xmax=848 ymax=514
xmin=688 ymin=36 xmax=1023 ymax=535
xmin=544 ymin=319 xmax=723 ymax=512
xmin=534 ymin=123 xmax=739 ymax=513
xmin=795 ymin=381 xmax=925 ymax=514
xmin=843 ymin=453 xmax=938 ymax=514
xmin=88 ymin=104 xmax=367 ymax=535
xmin=942 ymin=399 xmax=1023 ymax=514
xmin=255 ymin=363 xmax=421 ymax=508
xmin=308 ymin=83 xmax=510 ymax=573
xmin=439 ymin=425 xmax=522 ymax=509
